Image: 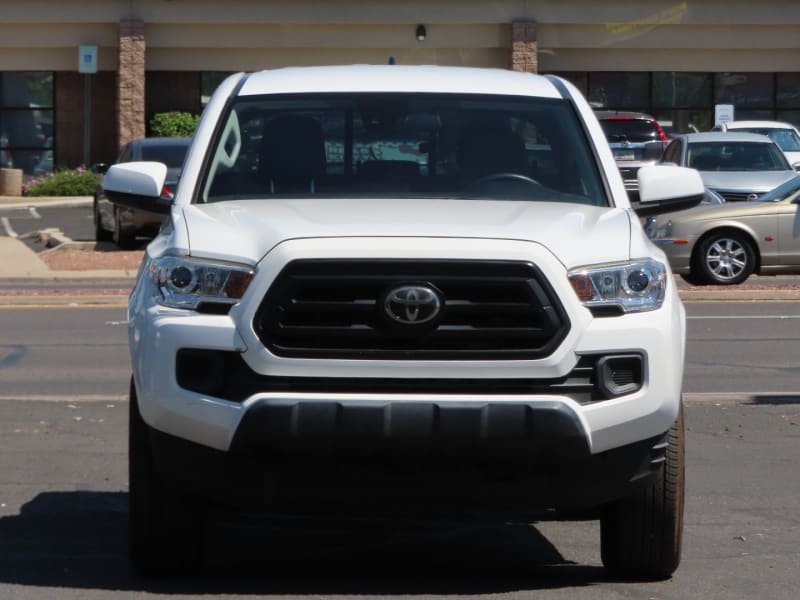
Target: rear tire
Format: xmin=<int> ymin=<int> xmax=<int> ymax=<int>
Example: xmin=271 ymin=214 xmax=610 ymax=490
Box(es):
xmin=114 ymin=207 xmax=137 ymax=250
xmin=93 ymin=197 xmax=112 ymax=242
xmin=128 ymin=377 xmax=205 ymax=576
xmin=600 ymin=402 xmax=685 ymax=580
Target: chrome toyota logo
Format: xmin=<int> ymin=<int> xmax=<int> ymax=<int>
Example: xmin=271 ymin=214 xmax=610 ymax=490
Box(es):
xmin=384 ymin=285 xmax=441 ymax=325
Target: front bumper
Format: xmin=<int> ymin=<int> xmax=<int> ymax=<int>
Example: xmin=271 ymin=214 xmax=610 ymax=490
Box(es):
xmin=129 ymin=238 xmax=686 ymax=459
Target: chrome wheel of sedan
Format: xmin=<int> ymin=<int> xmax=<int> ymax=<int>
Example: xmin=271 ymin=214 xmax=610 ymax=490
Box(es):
xmin=695 ymin=231 xmax=755 ymax=285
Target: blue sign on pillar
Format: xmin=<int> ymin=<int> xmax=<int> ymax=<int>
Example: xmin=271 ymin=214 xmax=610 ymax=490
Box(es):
xmin=78 ymin=45 xmax=98 ymax=74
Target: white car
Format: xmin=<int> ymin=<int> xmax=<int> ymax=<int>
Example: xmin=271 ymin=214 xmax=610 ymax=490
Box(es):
xmin=713 ymin=120 xmax=800 ymax=168
xmin=103 ymin=65 xmax=704 ymax=579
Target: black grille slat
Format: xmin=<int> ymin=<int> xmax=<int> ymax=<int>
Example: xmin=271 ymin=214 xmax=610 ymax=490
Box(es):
xmin=255 ymin=260 xmax=570 ymax=360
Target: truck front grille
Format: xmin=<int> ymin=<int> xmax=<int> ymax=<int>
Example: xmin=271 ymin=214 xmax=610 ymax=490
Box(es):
xmin=253 ymin=259 xmax=570 ymax=360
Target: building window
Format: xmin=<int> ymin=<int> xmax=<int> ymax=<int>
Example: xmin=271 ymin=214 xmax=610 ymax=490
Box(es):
xmin=714 ymin=72 xmax=773 ymax=109
xmin=587 ymin=72 xmax=649 ymax=110
xmin=0 ymin=72 xmax=54 ymax=175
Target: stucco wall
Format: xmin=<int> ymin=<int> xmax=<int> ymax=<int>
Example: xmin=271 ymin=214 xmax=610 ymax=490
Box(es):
xmin=2 ymin=0 xmax=800 ymax=72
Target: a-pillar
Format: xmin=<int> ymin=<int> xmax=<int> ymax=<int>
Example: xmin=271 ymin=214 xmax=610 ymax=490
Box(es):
xmin=118 ymin=19 xmax=146 ymax=150
xmin=511 ymin=21 xmax=538 ymax=73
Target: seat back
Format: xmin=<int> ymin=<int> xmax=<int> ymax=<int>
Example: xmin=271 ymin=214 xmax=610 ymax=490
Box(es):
xmin=458 ymin=125 xmax=528 ymax=179
xmin=260 ymin=115 xmax=326 ymax=192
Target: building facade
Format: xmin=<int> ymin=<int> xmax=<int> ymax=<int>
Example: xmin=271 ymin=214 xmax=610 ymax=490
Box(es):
xmin=2 ymin=0 xmax=800 ymax=175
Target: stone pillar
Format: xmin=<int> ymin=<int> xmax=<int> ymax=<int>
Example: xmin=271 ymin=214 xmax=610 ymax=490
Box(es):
xmin=118 ymin=19 xmax=146 ymax=150
xmin=511 ymin=21 xmax=538 ymax=74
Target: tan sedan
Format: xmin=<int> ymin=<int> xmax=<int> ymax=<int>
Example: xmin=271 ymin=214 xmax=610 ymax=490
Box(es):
xmin=647 ymin=175 xmax=800 ymax=284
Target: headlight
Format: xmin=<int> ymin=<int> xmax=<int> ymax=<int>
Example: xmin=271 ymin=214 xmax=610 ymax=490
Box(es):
xmin=148 ymin=256 xmax=254 ymax=309
xmin=568 ymin=259 xmax=667 ymax=313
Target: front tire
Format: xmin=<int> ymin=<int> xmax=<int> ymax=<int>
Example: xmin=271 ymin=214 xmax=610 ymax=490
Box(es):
xmin=129 ymin=377 xmax=205 ymax=576
xmin=600 ymin=403 xmax=685 ymax=580
xmin=694 ymin=231 xmax=755 ymax=285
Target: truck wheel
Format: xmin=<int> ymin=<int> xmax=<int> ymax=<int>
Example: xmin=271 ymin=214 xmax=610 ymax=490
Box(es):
xmin=128 ymin=377 xmax=205 ymax=575
xmin=600 ymin=402 xmax=685 ymax=580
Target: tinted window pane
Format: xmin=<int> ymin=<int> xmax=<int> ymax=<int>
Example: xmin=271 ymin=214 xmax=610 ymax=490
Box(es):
xmin=588 ymin=72 xmax=649 ymax=109
xmin=714 ymin=73 xmax=773 ymax=108
xmin=652 ymin=72 xmax=711 ymax=108
xmin=0 ymin=72 xmax=53 ymax=108
xmin=1 ymin=149 xmax=52 ymax=174
xmin=776 ymin=73 xmax=800 ymax=108
xmin=653 ymin=110 xmax=710 ymax=137
xmin=0 ymin=109 xmax=53 ymax=147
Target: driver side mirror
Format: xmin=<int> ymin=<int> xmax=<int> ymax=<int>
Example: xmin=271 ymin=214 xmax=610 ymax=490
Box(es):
xmin=102 ymin=161 xmax=172 ymax=214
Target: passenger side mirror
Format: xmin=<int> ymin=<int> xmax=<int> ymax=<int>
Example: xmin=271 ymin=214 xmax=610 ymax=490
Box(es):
xmin=634 ymin=165 xmax=705 ymax=217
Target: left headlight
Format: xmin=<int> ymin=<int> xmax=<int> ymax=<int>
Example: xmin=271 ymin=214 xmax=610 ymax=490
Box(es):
xmin=568 ymin=259 xmax=667 ymax=313
xmin=148 ymin=256 xmax=254 ymax=310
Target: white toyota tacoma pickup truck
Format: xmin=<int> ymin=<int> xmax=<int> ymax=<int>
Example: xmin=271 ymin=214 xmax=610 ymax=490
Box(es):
xmin=104 ymin=65 xmax=705 ymax=578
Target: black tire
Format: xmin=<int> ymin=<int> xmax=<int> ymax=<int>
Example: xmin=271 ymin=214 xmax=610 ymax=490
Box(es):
xmin=94 ymin=197 xmax=112 ymax=242
xmin=694 ymin=231 xmax=755 ymax=285
xmin=600 ymin=402 xmax=685 ymax=580
xmin=114 ymin=207 xmax=138 ymax=250
xmin=129 ymin=377 xmax=205 ymax=576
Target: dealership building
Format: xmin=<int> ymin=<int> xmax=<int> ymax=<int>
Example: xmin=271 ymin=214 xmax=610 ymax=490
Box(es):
xmin=2 ymin=0 xmax=800 ymax=176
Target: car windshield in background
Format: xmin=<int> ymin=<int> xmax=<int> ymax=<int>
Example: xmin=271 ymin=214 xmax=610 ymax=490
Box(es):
xmin=199 ymin=93 xmax=606 ymax=206
xmin=686 ymin=141 xmax=789 ymax=172
xmin=140 ymin=143 xmax=189 ymax=168
xmin=736 ymin=128 xmax=800 ymax=152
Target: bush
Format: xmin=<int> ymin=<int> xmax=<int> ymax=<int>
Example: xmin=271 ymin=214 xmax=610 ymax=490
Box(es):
xmin=149 ymin=111 xmax=200 ymax=137
xmin=23 ymin=166 xmax=101 ymax=196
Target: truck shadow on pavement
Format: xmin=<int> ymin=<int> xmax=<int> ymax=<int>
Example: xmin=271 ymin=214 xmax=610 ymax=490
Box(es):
xmin=0 ymin=490 xmax=608 ymax=594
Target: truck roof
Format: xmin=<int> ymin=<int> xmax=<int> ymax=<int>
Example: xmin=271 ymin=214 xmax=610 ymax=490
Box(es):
xmin=238 ymin=65 xmax=563 ymax=99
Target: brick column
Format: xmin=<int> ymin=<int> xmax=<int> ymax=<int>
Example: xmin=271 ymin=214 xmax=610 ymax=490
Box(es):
xmin=118 ymin=19 xmax=146 ymax=150
xmin=511 ymin=21 xmax=538 ymax=73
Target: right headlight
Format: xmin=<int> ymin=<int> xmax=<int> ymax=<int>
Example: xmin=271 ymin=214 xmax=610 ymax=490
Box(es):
xmin=147 ymin=255 xmax=254 ymax=310
xmin=568 ymin=259 xmax=667 ymax=313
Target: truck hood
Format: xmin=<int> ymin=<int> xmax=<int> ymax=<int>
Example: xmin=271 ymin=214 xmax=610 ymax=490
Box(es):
xmin=179 ymin=198 xmax=633 ymax=270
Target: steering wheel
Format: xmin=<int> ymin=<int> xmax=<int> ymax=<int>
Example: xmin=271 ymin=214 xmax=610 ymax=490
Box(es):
xmin=467 ymin=172 xmax=540 ymax=191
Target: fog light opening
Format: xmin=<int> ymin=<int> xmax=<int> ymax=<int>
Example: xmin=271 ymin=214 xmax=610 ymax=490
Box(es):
xmin=596 ymin=354 xmax=644 ymax=398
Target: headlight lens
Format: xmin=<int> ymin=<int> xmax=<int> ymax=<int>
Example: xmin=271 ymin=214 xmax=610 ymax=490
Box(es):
xmin=568 ymin=259 xmax=667 ymax=313
xmin=148 ymin=256 xmax=254 ymax=309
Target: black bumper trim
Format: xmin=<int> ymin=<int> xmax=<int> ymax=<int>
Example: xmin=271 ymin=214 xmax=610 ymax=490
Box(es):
xmin=230 ymin=398 xmax=588 ymax=458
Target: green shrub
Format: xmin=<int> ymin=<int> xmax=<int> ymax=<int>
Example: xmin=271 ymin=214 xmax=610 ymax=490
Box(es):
xmin=24 ymin=166 xmax=101 ymax=196
xmin=149 ymin=111 xmax=200 ymax=137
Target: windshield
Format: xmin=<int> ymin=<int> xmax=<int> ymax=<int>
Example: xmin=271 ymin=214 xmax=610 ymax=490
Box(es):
xmin=198 ymin=93 xmax=606 ymax=206
xmin=735 ymin=128 xmax=800 ymax=152
xmin=686 ymin=141 xmax=789 ymax=172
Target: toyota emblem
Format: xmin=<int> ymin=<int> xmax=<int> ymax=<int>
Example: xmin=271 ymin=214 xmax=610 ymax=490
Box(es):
xmin=384 ymin=285 xmax=442 ymax=325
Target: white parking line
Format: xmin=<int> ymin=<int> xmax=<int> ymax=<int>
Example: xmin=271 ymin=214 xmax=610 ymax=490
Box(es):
xmin=0 ymin=394 xmax=127 ymax=403
xmin=686 ymin=315 xmax=800 ymax=320
xmin=1 ymin=216 xmax=18 ymax=237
